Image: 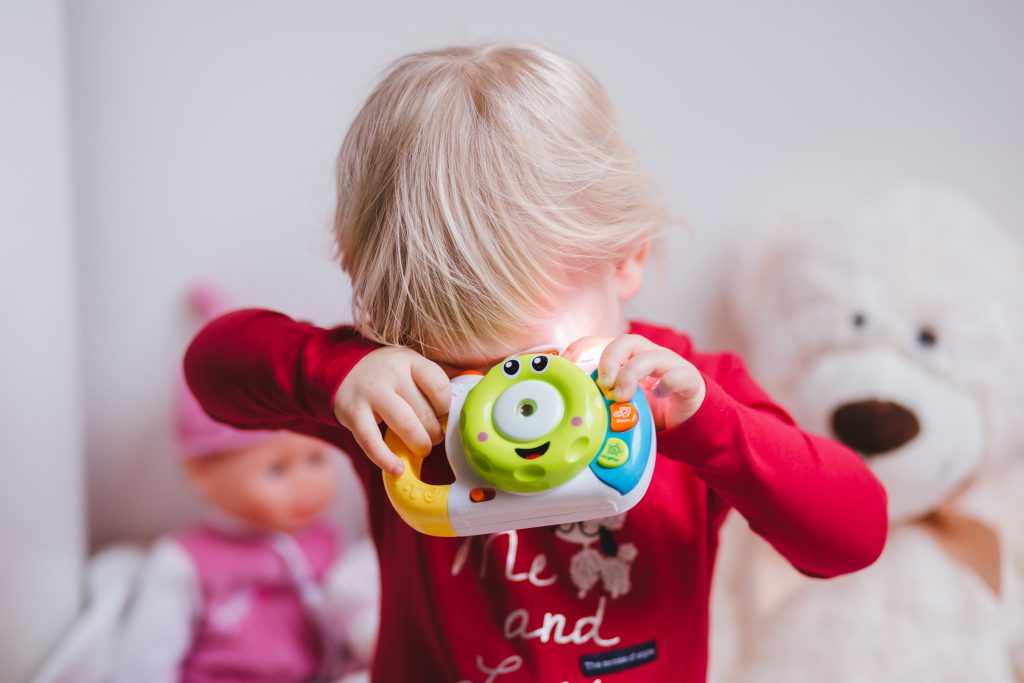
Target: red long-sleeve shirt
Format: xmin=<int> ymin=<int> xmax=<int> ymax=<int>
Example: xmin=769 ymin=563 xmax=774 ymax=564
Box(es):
xmin=184 ymin=310 xmax=887 ymax=683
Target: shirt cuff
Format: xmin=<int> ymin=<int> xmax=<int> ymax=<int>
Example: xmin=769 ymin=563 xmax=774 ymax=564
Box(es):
xmin=654 ymin=373 xmax=738 ymax=463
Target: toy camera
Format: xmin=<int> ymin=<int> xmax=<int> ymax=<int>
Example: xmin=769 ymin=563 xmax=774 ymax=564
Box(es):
xmin=382 ymin=349 xmax=657 ymax=536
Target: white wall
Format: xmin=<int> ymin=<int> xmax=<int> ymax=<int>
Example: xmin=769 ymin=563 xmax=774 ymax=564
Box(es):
xmin=0 ymin=2 xmax=84 ymax=680
xmin=63 ymin=1 xmax=1024 ymax=547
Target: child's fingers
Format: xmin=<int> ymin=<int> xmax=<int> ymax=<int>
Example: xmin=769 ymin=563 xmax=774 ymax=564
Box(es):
xmin=350 ymin=409 xmax=405 ymax=475
xmin=410 ymin=356 xmax=452 ymax=419
xmin=397 ymin=379 xmax=445 ymax=445
xmin=563 ymin=336 xmax=612 ymax=364
xmin=376 ymin=393 xmax=434 ymax=457
xmin=652 ymin=365 xmax=704 ymax=401
xmin=598 ymin=334 xmax=657 ymax=390
xmin=611 ymin=348 xmax=683 ymax=401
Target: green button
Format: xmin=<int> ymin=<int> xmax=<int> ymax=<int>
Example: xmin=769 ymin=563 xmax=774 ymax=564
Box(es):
xmin=597 ymin=438 xmax=629 ymax=468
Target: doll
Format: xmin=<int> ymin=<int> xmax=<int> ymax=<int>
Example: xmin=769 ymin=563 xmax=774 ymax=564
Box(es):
xmin=113 ymin=289 xmax=350 ymax=683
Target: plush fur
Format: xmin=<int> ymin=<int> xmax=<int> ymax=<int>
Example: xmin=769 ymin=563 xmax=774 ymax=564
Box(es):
xmin=710 ymin=187 xmax=1024 ymax=683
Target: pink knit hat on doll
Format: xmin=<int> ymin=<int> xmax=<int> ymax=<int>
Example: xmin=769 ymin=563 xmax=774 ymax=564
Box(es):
xmin=175 ymin=284 xmax=276 ymax=460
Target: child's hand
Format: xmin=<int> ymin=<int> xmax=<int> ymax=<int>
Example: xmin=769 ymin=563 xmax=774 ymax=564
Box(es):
xmin=564 ymin=334 xmax=706 ymax=431
xmin=333 ymin=347 xmax=451 ymax=475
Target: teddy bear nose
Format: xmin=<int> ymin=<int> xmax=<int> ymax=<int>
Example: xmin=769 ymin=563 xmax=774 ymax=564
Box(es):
xmin=830 ymin=400 xmax=921 ymax=456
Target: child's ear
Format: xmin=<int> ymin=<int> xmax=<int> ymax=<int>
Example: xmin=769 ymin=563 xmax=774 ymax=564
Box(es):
xmin=614 ymin=238 xmax=650 ymax=300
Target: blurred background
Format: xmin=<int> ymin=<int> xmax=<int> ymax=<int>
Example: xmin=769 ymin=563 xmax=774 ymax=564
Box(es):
xmin=2 ymin=1 xmax=1022 ymax=680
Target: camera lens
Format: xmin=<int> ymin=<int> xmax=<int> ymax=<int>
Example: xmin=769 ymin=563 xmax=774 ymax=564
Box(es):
xmin=517 ymin=399 xmax=537 ymax=417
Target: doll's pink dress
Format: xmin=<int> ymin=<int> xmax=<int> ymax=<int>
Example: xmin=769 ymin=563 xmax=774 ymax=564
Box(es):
xmin=113 ymin=516 xmax=340 ymax=683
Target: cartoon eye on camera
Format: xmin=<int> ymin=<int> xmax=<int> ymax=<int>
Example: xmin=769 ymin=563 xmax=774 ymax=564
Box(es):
xmin=381 ymin=350 xmax=656 ymax=537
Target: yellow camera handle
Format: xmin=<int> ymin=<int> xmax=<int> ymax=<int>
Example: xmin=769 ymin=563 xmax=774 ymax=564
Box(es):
xmin=381 ymin=428 xmax=455 ymax=537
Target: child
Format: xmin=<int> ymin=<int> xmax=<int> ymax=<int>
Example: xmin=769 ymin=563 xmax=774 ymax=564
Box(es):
xmin=184 ymin=44 xmax=887 ymax=682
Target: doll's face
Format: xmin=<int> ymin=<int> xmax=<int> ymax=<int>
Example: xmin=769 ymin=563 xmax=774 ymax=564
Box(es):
xmin=186 ymin=432 xmax=337 ymax=534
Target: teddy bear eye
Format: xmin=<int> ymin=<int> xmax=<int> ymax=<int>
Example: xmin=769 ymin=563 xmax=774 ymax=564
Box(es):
xmin=917 ymin=326 xmax=938 ymax=348
xmin=502 ymin=359 xmax=521 ymax=377
xmin=851 ymin=312 xmax=867 ymax=328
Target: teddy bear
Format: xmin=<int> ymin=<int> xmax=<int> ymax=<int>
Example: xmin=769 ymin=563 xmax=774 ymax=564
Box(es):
xmin=708 ymin=187 xmax=1024 ymax=683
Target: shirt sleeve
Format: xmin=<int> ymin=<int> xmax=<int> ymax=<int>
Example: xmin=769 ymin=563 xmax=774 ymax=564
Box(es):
xmin=655 ymin=349 xmax=889 ymax=579
xmin=111 ymin=538 xmax=200 ymax=683
xmin=183 ymin=308 xmax=381 ymax=475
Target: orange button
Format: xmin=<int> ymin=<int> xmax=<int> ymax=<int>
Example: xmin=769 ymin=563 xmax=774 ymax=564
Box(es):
xmin=609 ymin=402 xmax=638 ymax=432
xmin=470 ymin=487 xmax=496 ymax=503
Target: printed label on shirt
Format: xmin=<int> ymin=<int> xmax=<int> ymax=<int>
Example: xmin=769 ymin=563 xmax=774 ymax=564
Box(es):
xmin=579 ymin=639 xmax=657 ymax=677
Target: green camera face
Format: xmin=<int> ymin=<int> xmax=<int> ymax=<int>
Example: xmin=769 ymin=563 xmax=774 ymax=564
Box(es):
xmin=460 ymin=353 xmax=608 ymax=493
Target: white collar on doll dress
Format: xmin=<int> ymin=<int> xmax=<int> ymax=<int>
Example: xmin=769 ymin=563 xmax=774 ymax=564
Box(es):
xmin=201 ymin=507 xmax=273 ymax=539
xmin=268 ymin=529 xmax=341 ymax=679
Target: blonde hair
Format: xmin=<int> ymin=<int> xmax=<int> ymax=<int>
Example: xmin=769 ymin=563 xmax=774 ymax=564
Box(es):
xmin=333 ymin=42 xmax=670 ymax=358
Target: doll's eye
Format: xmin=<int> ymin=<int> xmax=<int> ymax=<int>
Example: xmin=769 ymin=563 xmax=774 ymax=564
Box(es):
xmin=530 ymin=355 xmax=549 ymax=373
xmin=917 ymin=326 xmax=938 ymax=348
xmin=268 ymin=461 xmax=288 ymax=477
xmin=307 ymin=450 xmax=325 ymax=467
xmin=502 ymin=359 xmax=521 ymax=377
xmin=851 ymin=312 xmax=867 ymax=328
